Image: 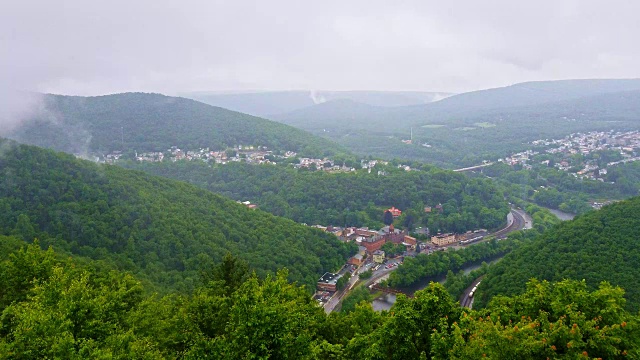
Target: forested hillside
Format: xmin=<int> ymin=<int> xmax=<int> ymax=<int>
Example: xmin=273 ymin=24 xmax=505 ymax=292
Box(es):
xmin=7 ymin=92 xmax=344 ymax=158
xmin=122 ymin=160 xmax=510 ymax=232
xmin=1 ymin=242 xmax=637 ymax=359
xmin=271 ymin=80 xmax=640 ymax=167
xmin=476 ymin=196 xmax=640 ymax=311
xmin=0 ymin=139 xmax=355 ymax=292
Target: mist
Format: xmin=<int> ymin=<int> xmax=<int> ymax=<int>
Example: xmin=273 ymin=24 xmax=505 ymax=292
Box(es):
xmin=0 ymin=90 xmax=44 ymax=136
xmin=2 ymin=0 xmax=640 ymax=96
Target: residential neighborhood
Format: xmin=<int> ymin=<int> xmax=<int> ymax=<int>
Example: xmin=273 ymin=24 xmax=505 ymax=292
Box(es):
xmin=498 ymin=130 xmax=640 ymax=181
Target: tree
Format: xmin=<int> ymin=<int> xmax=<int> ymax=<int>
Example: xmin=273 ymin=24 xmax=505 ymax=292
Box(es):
xmin=383 ymin=211 xmax=394 ymax=226
xmin=434 ymin=280 xmax=640 ymax=359
xmin=336 ymin=272 xmax=351 ymax=290
xmin=381 ymin=242 xmax=404 ymax=257
xmin=356 ymin=283 xmax=461 ymax=359
xmin=359 ymin=270 xmax=372 ymax=280
xmin=212 ymin=270 xmax=325 ymax=359
xmin=12 ymin=214 xmax=36 ymax=242
xmin=403 ymin=212 xmax=416 ymax=231
xmin=201 ymin=253 xmax=249 ymax=296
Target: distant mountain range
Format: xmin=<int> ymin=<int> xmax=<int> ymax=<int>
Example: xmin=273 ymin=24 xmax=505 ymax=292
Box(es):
xmin=264 ymin=79 xmax=640 ymax=167
xmin=7 ymin=92 xmax=345 ymax=158
xmin=275 ymin=79 xmax=640 ymax=130
xmin=183 ymin=90 xmax=453 ymax=117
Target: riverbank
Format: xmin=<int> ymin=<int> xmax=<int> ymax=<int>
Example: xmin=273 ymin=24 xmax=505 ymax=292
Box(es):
xmin=371 ymin=257 xmax=503 ymax=311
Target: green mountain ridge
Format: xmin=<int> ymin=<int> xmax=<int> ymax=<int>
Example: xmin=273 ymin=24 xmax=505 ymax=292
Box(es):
xmin=0 ymin=139 xmax=355 ymax=292
xmin=7 ymin=92 xmax=344 ymax=158
xmin=476 ymin=195 xmax=640 ymax=311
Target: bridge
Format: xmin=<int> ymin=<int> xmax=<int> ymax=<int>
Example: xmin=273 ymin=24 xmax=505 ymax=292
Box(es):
xmin=453 ymin=162 xmax=494 ymax=172
xmin=371 ymin=284 xmax=412 ymax=298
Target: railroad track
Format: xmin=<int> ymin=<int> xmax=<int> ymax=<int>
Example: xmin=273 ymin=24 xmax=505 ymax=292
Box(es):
xmin=493 ymin=209 xmax=525 ymax=239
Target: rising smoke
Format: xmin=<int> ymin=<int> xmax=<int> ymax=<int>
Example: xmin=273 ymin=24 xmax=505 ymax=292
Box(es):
xmin=309 ymin=90 xmax=327 ymax=105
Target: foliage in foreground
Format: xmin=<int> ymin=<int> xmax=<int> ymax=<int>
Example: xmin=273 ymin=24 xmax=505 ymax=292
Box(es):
xmin=0 ymin=242 xmax=638 ymax=359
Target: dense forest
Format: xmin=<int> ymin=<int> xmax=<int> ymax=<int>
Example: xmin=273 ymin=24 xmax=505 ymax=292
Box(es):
xmin=0 ymin=242 xmax=637 ymax=359
xmin=0 ymin=139 xmax=355 ymax=292
xmin=476 ymin=195 xmax=640 ymax=312
xmin=7 ymin=92 xmax=344 ymax=158
xmin=122 ymin=160 xmax=510 ymax=232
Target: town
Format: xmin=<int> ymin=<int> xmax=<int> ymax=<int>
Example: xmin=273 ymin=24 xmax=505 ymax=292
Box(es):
xmin=312 ymin=206 xmax=493 ymax=309
xmin=499 ymin=130 xmax=640 ymax=182
xmin=102 ymin=145 xmax=421 ymax=174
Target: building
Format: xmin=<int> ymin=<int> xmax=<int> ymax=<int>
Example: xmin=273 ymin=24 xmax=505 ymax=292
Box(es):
xmin=348 ymin=253 xmax=364 ymax=266
xmin=373 ymin=250 xmax=385 ymax=264
xmin=403 ymin=235 xmax=417 ymax=246
xmin=362 ymin=236 xmax=386 ymax=252
xmin=386 ymin=207 xmax=402 ymax=218
xmin=431 ymin=233 xmax=457 ymax=246
xmin=317 ymin=272 xmax=339 ymax=292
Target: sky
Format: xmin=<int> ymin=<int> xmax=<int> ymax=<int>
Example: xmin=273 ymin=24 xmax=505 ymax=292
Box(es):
xmin=2 ymin=0 xmax=640 ymax=96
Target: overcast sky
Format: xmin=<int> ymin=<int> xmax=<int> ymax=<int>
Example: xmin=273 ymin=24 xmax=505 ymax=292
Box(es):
xmin=2 ymin=0 xmax=640 ymax=96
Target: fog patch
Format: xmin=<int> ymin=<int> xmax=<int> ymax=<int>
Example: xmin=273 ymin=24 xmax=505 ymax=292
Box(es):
xmin=0 ymin=90 xmax=45 ymax=136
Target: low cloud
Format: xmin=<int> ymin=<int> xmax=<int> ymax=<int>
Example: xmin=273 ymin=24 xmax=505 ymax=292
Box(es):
xmin=1 ymin=1 xmax=639 ymax=95
xmin=0 ymin=90 xmax=44 ymax=136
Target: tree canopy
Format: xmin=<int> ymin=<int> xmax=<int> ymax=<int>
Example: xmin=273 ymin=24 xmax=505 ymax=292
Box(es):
xmin=477 ymin=195 xmax=640 ymax=312
xmin=0 ymin=242 xmax=637 ymax=359
xmin=8 ymin=92 xmax=345 ymax=158
xmin=0 ymin=139 xmax=355 ymax=292
xmin=123 ymin=160 xmax=510 ymax=233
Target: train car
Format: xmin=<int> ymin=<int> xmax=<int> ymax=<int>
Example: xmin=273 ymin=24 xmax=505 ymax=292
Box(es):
xmin=460 ymin=236 xmax=483 ymax=245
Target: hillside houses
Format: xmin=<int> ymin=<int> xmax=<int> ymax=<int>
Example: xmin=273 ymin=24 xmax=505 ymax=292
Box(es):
xmin=501 ymin=131 xmax=640 ymax=182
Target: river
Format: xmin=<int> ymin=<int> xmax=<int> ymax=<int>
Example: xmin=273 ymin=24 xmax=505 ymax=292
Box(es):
xmin=371 ymin=258 xmax=501 ymax=311
xmin=371 ymin=208 xmax=532 ymax=311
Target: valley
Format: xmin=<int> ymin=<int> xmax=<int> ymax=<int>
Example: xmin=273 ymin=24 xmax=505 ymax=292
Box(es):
xmin=6 ymin=3 xmax=640 ymax=357
xmin=3 ymin=81 xmax=640 ymax=359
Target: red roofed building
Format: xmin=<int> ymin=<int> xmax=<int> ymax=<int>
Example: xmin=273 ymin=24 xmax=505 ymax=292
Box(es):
xmin=387 ymin=207 xmax=402 ymax=218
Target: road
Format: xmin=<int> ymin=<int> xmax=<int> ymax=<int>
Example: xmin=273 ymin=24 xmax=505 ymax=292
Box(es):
xmin=453 ymin=162 xmax=495 ymax=172
xmin=324 ymin=259 xmax=402 ymax=313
